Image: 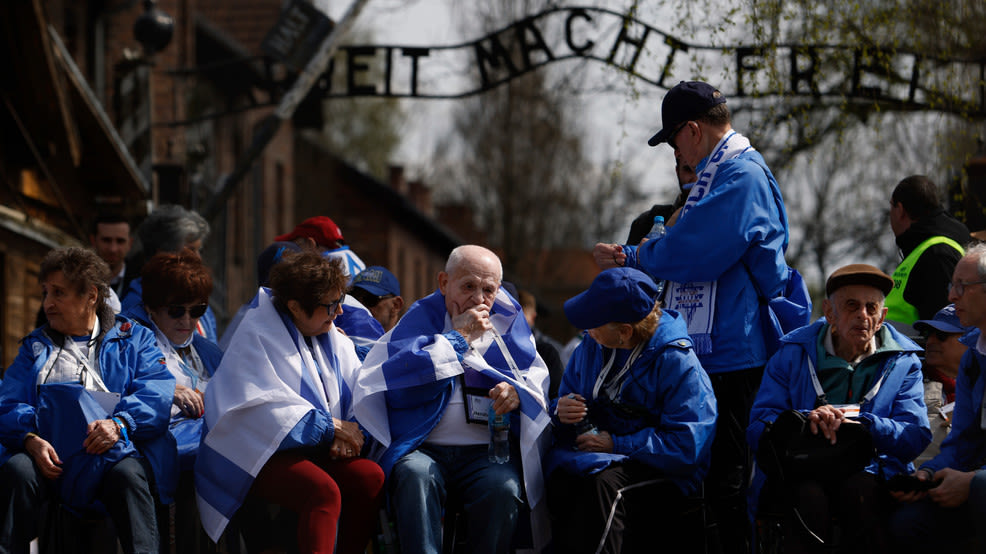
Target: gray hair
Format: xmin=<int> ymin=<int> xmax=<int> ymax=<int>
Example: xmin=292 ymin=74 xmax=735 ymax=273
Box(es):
xmin=445 ymin=245 xmax=503 ymax=281
xmin=136 ymin=204 xmax=209 ymax=256
xmin=39 ymin=247 xmax=110 ymax=313
xmin=967 ymin=242 xmax=986 ymax=281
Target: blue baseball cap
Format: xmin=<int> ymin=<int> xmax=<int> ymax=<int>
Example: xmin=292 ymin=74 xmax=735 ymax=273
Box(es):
xmin=564 ymin=268 xmax=660 ymax=330
xmin=648 ymin=81 xmax=727 ymax=147
xmin=351 ymin=266 xmax=400 ymax=297
xmin=913 ymin=304 xmax=974 ymax=336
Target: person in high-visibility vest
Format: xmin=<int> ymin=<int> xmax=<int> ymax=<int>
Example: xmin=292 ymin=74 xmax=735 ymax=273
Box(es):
xmin=886 ymin=175 xmax=969 ymax=327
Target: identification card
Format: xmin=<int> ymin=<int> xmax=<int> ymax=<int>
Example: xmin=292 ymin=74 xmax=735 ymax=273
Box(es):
xmin=465 ymin=389 xmax=492 ymax=425
xmin=940 ymin=401 xmax=955 ymax=425
xmin=89 ymin=390 xmax=122 ymax=417
xmin=831 ymin=404 xmax=860 ymax=418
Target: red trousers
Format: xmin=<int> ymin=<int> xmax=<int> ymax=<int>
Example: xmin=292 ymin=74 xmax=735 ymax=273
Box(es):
xmin=251 ymin=450 xmax=385 ymax=554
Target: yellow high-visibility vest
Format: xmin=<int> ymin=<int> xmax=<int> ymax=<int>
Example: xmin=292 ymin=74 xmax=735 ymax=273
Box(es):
xmin=885 ymin=236 xmax=964 ymax=325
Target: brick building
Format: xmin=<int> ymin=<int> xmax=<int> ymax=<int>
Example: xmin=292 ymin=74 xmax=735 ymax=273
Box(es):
xmin=0 ymin=0 xmax=597 ymax=364
xmin=0 ymin=0 xmax=151 ymax=367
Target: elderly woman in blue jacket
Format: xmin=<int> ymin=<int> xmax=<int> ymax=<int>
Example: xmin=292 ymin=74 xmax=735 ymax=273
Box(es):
xmin=0 ymin=247 xmax=174 ymax=554
xmin=747 ymin=264 xmax=931 ymax=554
xmin=546 ymin=267 xmax=717 ymax=554
xmin=124 ymin=249 xmax=222 ymax=554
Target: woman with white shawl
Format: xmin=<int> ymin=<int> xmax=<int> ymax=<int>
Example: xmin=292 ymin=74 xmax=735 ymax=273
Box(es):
xmin=195 ymin=251 xmax=384 ymax=553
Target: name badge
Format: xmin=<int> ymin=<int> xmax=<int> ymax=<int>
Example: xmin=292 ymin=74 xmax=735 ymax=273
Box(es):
xmin=940 ymin=401 xmax=955 ymax=425
xmin=89 ymin=390 xmax=122 ymax=417
xmin=831 ymin=404 xmax=860 ymax=418
xmin=465 ymin=389 xmax=492 ymax=425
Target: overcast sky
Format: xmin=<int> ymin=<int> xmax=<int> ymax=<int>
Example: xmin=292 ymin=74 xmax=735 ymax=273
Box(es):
xmin=315 ymin=0 xmax=686 ymax=222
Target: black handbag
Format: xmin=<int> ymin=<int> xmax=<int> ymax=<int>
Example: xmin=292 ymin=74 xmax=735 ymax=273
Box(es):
xmin=757 ymin=409 xmax=875 ymax=484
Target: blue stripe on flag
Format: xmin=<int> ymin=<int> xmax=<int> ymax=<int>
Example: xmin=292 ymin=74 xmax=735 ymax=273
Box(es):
xmin=195 ymin=442 xmax=254 ymax=520
xmin=277 ymin=308 xmax=323 ymax=408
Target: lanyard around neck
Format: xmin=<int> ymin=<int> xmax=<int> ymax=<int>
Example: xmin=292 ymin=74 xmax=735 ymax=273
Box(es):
xmin=491 ymin=329 xmax=522 ymax=376
xmin=592 ymin=342 xmax=645 ymax=400
xmin=40 ymin=323 xmax=107 ymax=391
xmin=806 ymin=352 xmax=891 ymax=407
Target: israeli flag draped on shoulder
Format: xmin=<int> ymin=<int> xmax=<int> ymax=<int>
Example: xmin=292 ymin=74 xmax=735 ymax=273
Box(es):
xmin=354 ymin=287 xmax=553 ymax=552
xmin=194 ymin=287 xmax=358 ymax=542
xmin=665 ymin=131 xmax=753 ymax=354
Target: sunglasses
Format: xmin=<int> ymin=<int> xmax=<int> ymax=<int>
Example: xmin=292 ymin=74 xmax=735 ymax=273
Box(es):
xmin=921 ymin=329 xmax=958 ymax=342
xmin=362 ymin=293 xmax=396 ymax=308
xmin=319 ymin=294 xmax=346 ymax=313
xmin=166 ymin=304 xmax=208 ymax=319
xmin=667 ymin=121 xmax=690 ymax=150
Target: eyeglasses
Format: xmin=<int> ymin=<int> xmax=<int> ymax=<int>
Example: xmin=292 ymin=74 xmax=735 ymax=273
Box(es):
xmin=166 ymin=304 xmax=208 ymax=319
xmin=921 ymin=329 xmax=958 ymax=342
xmin=948 ymin=279 xmax=986 ymax=297
xmin=319 ymin=294 xmax=346 ymax=313
xmin=667 ymin=121 xmax=690 ymax=150
xmin=363 ymin=293 xmax=395 ymax=308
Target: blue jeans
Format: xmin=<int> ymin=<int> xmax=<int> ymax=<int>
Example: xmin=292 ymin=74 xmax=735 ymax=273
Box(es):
xmin=888 ymin=469 xmax=986 ymax=552
xmin=390 ymin=444 xmax=523 ymax=554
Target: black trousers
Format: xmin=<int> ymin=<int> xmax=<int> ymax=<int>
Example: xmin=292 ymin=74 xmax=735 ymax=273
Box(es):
xmin=705 ymin=366 xmax=763 ymax=553
xmin=548 ymin=461 xmax=693 ymax=554
xmin=782 ymin=471 xmax=890 ymax=554
xmin=0 ymin=452 xmax=158 ymax=554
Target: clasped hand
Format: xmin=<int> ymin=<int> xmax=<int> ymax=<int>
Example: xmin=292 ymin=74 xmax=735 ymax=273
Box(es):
xmin=26 ymin=417 xmax=123 ymax=480
xmin=330 ymin=418 xmax=364 ymax=459
xmin=807 ymin=404 xmax=860 ymax=444
xmin=891 ymin=468 xmax=974 ymax=507
xmin=557 ymin=393 xmax=613 ymax=453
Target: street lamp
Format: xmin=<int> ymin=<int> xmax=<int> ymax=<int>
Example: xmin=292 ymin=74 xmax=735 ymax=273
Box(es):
xmin=133 ymin=0 xmax=173 ymax=57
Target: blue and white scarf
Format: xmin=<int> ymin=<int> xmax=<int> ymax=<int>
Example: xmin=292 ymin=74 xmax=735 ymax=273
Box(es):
xmin=354 ymin=288 xmax=552 ymax=553
xmin=194 ymin=288 xmax=359 ymax=541
xmin=666 ymin=131 xmax=753 ymax=354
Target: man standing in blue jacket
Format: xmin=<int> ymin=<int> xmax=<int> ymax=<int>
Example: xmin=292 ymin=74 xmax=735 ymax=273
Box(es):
xmin=594 ymin=80 xmax=789 ymax=550
xmin=890 ymin=244 xmax=986 ymax=552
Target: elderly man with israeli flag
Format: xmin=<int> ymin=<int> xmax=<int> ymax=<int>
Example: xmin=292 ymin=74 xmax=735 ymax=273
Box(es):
xmin=354 ymin=245 xmax=552 ymax=554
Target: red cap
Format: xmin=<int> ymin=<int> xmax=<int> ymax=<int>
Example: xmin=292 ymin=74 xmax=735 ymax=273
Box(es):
xmin=274 ymin=216 xmax=344 ymax=247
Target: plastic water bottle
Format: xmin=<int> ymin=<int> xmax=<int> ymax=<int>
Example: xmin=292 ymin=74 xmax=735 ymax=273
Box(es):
xmin=643 ymin=216 xmax=667 ymax=298
xmin=572 ymin=417 xmax=598 ymax=451
xmin=644 ymin=215 xmax=666 ymax=241
xmin=574 ymin=418 xmax=598 ymax=437
xmin=488 ymin=405 xmax=510 ymax=464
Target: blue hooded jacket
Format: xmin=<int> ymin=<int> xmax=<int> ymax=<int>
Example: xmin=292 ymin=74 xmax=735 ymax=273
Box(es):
xmin=920 ymin=329 xmax=986 ymax=474
xmin=746 ymin=319 xmax=930 ymax=515
xmin=124 ymin=303 xmax=223 ymax=472
xmin=546 ymin=310 xmax=717 ymax=495
xmin=623 ymin=149 xmax=789 ymax=373
xmin=0 ymin=312 xmax=176 ymax=502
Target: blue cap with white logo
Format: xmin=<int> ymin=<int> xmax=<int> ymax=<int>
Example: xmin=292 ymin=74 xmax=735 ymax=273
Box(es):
xmin=351 ymin=266 xmax=400 ymax=297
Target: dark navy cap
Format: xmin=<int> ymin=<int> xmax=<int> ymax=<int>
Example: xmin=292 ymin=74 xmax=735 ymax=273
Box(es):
xmin=256 ymin=241 xmax=303 ymax=287
xmin=564 ymin=268 xmax=659 ymax=330
xmin=351 ymin=266 xmax=400 ymax=297
xmin=647 ymin=81 xmax=727 ymax=147
xmin=914 ymin=304 xmax=973 ymax=336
